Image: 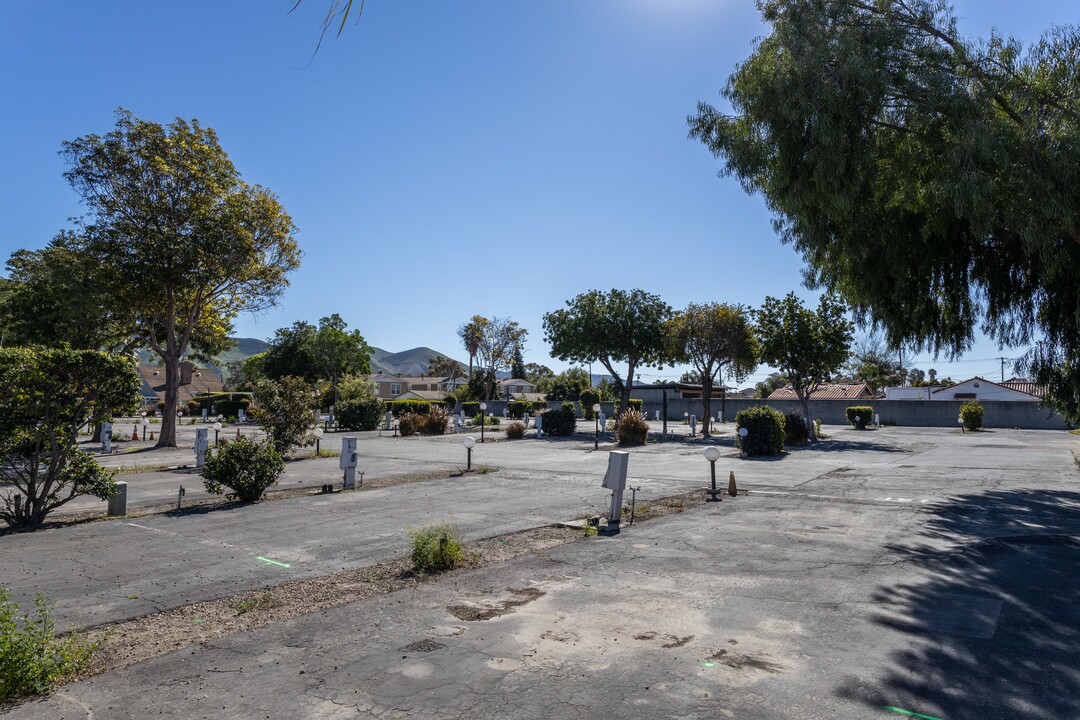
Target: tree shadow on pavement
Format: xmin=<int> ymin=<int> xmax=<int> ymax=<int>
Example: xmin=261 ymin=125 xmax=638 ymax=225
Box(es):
xmin=836 ymin=489 xmax=1080 ymax=720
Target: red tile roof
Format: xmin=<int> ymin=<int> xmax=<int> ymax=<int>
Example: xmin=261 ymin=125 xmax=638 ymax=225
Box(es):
xmin=1000 ymin=380 xmax=1045 ymax=398
xmin=768 ymin=383 xmax=873 ymax=400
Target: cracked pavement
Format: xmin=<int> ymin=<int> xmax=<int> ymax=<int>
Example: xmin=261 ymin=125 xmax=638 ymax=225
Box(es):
xmin=3 ymin=425 xmax=1080 ymax=719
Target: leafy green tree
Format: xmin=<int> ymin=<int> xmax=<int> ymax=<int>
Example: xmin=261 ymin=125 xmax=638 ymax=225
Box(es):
xmin=262 ymin=321 xmax=317 ymax=383
xmin=470 ymin=316 xmax=527 ymax=401
xmin=754 ymin=372 xmax=788 ymax=399
xmin=544 ymin=368 xmax=592 ymax=401
xmin=457 ymin=316 xmax=488 ymax=378
xmin=0 ymin=235 xmax=137 ymax=353
xmin=308 ymin=314 xmax=371 ymax=405
xmin=0 ymin=349 xmax=140 ymax=528
xmin=57 ymin=109 xmax=300 ymax=448
xmin=690 ymin=0 xmax=1080 ymax=421
xmin=755 ymin=293 xmax=853 ymax=439
xmin=836 ymin=333 xmax=903 ymax=394
xmin=510 ymin=346 xmax=527 ymax=381
xmin=665 ymin=303 xmax=759 ymax=436
xmin=543 ymin=289 xmax=672 ymax=412
xmin=252 ymin=376 xmax=316 ymax=455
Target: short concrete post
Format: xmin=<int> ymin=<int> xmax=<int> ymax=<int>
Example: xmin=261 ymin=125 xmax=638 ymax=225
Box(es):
xmin=690 ymin=415 xmax=697 ymax=437
xmin=194 ymin=428 xmax=209 ymax=468
xmin=385 ymin=411 xmax=393 ymax=431
xmin=601 ymin=451 xmax=629 ymax=534
xmin=535 ymin=413 xmax=543 ymax=438
xmin=340 ymin=437 xmax=358 ymax=489
xmin=108 ymin=481 xmax=128 ymax=516
xmin=101 ymin=421 xmax=113 ymax=454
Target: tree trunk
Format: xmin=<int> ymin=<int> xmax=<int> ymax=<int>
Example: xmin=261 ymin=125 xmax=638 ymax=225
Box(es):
xmin=619 ymin=363 xmax=635 ymax=416
xmin=800 ymin=391 xmax=816 ymax=441
xmin=156 ymin=353 xmax=181 ymax=447
xmin=701 ymin=375 xmax=713 ymax=437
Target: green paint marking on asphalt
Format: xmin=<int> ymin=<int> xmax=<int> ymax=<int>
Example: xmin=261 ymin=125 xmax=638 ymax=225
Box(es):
xmin=702 ymin=662 xmax=715 ymax=667
xmin=884 ymin=705 xmax=944 ymax=720
xmin=256 ymin=556 xmax=291 ymax=568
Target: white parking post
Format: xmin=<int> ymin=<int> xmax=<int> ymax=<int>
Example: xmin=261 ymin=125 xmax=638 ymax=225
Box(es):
xmin=194 ymin=428 xmax=209 ymax=468
xmin=340 ymin=437 xmax=358 ymax=489
xmin=601 ymin=451 xmax=629 ymax=534
xmin=101 ymin=421 xmax=113 ymax=454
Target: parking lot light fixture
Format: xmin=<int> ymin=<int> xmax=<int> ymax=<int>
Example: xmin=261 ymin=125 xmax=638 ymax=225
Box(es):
xmin=464 ymin=436 xmax=475 ymax=470
xmin=704 ymin=446 xmax=722 ymax=501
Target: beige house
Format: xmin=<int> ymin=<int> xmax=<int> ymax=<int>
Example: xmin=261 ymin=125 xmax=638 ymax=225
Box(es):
xmin=498 ymin=378 xmax=537 ymax=399
xmin=367 ymin=373 xmax=408 ymax=400
xmin=138 ymin=362 xmax=224 ymax=408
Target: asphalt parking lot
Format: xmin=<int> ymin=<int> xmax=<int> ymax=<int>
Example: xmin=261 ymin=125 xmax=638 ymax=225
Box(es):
xmin=3 ymin=425 xmax=1078 ymax=719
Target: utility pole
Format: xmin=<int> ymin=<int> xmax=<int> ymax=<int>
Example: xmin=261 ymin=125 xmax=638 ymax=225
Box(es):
xmin=1000 ymin=357 xmax=1007 ymax=383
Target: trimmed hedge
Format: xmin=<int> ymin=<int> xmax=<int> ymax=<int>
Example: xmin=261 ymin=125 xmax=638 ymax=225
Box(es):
xmin=387 ymin=399 xmax=432 ymax=417
xmin=539 ymin=403 xmax=577 ymax=436
xmin=186 ymin=393 xmax=252 ymax=419
xmin=508 ymin=400 xmax=532 ymax=419
xmin=460 ymin=401 xmax=480 ymax=418
xmin=337 ymin=397 xmax=384 ymax=431
xmin=845 ymin=406 xmax=874 ymax=429
xmin=734 ymin=405 xmax=786 ymax=456
xmin=614 ymin=399 xmax=644 ymax=416
xmin=579 ymin=390 xmax=600 ymax=420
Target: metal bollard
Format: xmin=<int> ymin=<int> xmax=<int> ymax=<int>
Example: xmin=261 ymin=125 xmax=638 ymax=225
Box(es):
xmin=108 ymin=481 xmax=128 ymax=516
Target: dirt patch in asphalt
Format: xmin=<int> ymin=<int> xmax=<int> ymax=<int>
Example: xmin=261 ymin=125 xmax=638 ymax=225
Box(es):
xmin=446 ymin=587 xmax=547 ymax=621
xmin=707 ymin=648 xmax=787 ymax=673
xmin=75 ymin=525 xmax=575 ymax=681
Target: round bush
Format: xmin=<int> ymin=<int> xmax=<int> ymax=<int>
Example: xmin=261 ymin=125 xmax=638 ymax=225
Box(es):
xmin=734 ymin=406 xmax=786 ymax=456
xmin=539 ymin=403 xmax=577 ymax=436
xmin=784 ymin=411 xmax=809 ymax=445
xmin=202 ymin=438 xmax=284 ymax=502
xmin=960 ymin=401 xmax=984 ymax=431
xmin=845 ymin=405 xmax=874 ymax=429
xmin=337 ymin=397 xmax=384 ymax=431
xmin=505 ymin=421 xmax=526 ymax=439
xmin=616 ymin=409 xmax=649 ymax=446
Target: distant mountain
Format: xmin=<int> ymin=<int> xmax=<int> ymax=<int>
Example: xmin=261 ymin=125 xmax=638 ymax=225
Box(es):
xmin=369 ymin=346 xmax=466 ymax=377
xmin=138 ymin=337 xmax=269 ymax=369
xmin=139 ymin=339 xmax=467 ymax=379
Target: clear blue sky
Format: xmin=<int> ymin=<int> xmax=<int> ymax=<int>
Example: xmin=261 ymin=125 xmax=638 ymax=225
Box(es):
xmin=1 ymin=1 xmax=1073 ymax=387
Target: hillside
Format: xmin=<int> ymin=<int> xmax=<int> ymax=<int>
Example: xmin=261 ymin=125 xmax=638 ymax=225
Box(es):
xmin=140 ymin=339 xmax=467 ymax=378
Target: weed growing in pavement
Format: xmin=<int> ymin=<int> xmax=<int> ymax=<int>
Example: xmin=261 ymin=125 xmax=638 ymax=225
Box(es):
xmin=0 ymin=589 xmax=97 ymax=699
xmin=233 ymin=594 xmax=281 ymax=614
xmin=409 ymin=522 xmax=465 ymax=574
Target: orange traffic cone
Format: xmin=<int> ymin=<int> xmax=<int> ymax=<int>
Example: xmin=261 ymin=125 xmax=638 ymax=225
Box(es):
xmin=728 ymin=470 xmax=738 ymax=497
xmin=131 ymin=424 xmax=139 ymax=441
xmin=149 ymin=431 xmax=155 ymax=441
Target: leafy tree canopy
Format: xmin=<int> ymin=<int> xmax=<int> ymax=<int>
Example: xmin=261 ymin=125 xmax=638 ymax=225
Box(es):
xmin=690 ymin=0 xmax=1080 ymax=420
xmin=0 ymin=348 xmax=140 ymax=527
xmin=665 ymin=302 xmax=759 ymax=435
xmin=57 ymin=109 xmax=300 ymax=447
xmin=543 ymin=289 xmax=671 ymax=411
xmin=756 ymin=293 xmax=853 ymax=437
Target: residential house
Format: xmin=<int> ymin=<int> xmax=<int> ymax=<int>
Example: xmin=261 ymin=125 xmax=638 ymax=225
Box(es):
xmin=631 ymin=382 xmax=737 ymax=404
xmin=498 ymin=378 xmax=537 ymax=400
xmin=931 ymin=377 xmax=1042 ymax=402
xmin=367 ymin=373 xmax=409 ymax=400
xmin=137 ymin=362 xmax=224 ymax=408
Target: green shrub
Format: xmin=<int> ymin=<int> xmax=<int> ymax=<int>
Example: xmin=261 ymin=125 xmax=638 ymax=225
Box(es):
xmin=845 ymin=406 xmax=874 ymax=429
xmin=579 ymin=389 xmax=600 ymax=419
xmin=388 ymin=399 xmax=432 ymax=417
xmin=187 ymin=392 xmax=252 ymax=420
xmin=252 ymin=377 xmax=316 ymax=455
xmin=460 ymin=401 xmax=480 ymax=418
xmin=0 ymin=589 xmax=96 ymax=699
xmin=202 ymin=437 xmax=284 ymax=501
xmin=814 ymin=419 xmax=827 ymax=439
xmin=409 ymin=522 xmax=465 ymax=574
xmin=734 ymin=406 xmax=786 ymax=456
xmin=507 ymin=400 xmax=533 ymax=419
xmin=442 ymin=397 xmax=458 ymax=411
xmin=960 ymin=401 xmax=984 ymax=431
xmin=506 ymin=421 xmax=526 ymax=439
xmin=784 ymin=411 xmax=810 ymax=445
xmin=336 ymin=397 xmax=384 ymax=431
xmin=472 ymin=413 xmax=501 ymax=426
xmin=539 ymin=403 xmax=577 ymax=436
xmin=533 ymin=400 xmax=550 ymax=413
xmin=616 ymin=409 xmax=649 ymax=446
xmin=613 ymin=399 xmax=644 ymax=416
